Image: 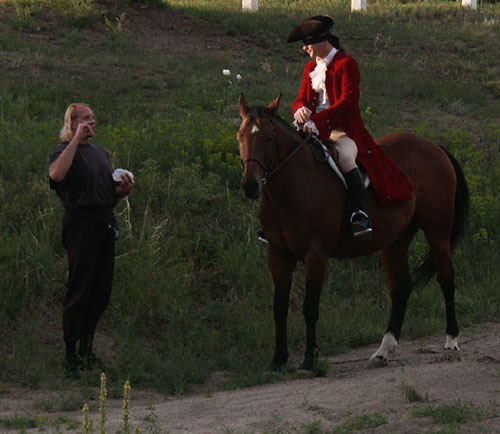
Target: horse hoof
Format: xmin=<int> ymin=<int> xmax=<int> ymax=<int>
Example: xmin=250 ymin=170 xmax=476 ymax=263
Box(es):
xmin=445 ymin=335 xmax=460 ymax=352
xmin=298 ymin=363 xmax=313 ymax=371
xmin=367 ymin=355 xmax=388 ymax=369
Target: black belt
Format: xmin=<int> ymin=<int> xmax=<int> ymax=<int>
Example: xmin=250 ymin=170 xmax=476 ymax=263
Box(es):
xmin=64 ymin=206 xmax=115 ymax=222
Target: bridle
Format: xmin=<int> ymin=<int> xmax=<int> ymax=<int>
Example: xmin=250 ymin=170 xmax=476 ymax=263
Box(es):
xmin=240 ymin=116 xmax=310 ymax=184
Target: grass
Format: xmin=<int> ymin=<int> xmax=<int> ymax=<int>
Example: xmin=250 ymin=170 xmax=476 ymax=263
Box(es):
xmin=0 ymin=413 xmax=80 ymax=432
xmin=332 ymin=413 xmax=388 ymax=433
xmin=0 ymin=0 xmax=499 ymax=404
xmin=33 ymin=391 xmax=90 ymax=412
xmin=401 ymin=381 xmax=429 ymax=403
xmin=0 ymin=414 xmax=37 ymax=430
xmin=412 ymin=399 xmax=499 ymax=425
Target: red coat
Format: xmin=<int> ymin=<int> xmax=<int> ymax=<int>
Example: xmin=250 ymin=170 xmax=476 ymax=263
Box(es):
xmin=293 ymin=51 xmax=413 ymax=204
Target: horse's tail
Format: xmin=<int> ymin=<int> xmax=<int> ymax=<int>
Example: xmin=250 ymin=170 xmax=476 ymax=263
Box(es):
xmin=412 ymin=147 xmax=470 ymax=291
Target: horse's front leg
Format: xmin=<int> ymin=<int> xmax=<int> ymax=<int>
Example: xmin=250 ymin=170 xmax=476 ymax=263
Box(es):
xmin=369 ymin=237 xmax=413 ymax=367
xmin=269 ymin=247 xmax=296 ymax=371
xmin=301 ymin=251 xmax=327 ymax=370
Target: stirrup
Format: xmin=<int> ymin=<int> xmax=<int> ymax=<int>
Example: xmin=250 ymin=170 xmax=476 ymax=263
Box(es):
xmin=256 ymin=230 xmax=268 ymax=244
xmin=350 ymin=211 xmax=373 ymax=239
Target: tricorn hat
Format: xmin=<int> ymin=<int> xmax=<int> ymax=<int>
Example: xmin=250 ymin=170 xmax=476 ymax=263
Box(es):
xmin=287 ymin=15 xmax=334 ymax=44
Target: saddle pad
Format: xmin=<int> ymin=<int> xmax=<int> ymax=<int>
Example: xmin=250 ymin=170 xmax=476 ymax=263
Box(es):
xmin=320 ymin=141 xmax=370 ymax=190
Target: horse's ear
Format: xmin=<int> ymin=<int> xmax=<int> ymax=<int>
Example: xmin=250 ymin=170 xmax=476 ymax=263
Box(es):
xmin=267 ymin=93 xmax=282 ymax=117
xmin=238 ymin=93 xmax=249 ymax=119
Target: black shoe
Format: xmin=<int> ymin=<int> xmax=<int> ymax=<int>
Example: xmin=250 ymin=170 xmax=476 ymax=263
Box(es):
xmin=350 ymin=210 xmax=373 ymax=239
xmin=79 ymin=335 xmax=102 ymax=371
xmin=257 ymin=229 xmax=268 ymax=244
xmin=64 ymin=353 xmax=83 ymax=379
xmin=82 ymin=352 xmax=105 ymax=371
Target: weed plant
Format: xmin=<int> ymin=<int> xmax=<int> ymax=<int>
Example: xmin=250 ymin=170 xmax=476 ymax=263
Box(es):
xmin=78 ymin=375 xmax=155 ymax=434
xmin=401 ymin=381 xmax=428 ymax=403
xmin=0 ymin=0 xmax=499 ymax=396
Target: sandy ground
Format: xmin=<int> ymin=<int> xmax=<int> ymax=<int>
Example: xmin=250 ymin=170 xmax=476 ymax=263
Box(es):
xmin=1 ymin=323 xmax=499 ymax=433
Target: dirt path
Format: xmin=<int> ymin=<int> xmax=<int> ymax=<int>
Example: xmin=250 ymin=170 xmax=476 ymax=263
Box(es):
xmin=2 ymin=323 xmax=499 ymax=433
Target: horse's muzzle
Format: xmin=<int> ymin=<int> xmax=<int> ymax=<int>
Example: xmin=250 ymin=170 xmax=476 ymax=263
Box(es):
xmin=242 ymin=178 xmax=262 ymax=199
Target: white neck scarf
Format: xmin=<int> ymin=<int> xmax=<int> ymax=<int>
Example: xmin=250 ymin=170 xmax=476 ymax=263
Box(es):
xmin=309 ymin=47 xmax=338 ymax=105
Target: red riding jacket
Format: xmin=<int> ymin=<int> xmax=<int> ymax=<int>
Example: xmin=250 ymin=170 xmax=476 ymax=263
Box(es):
xmin=293 ymin=51 xmax=413 ymax=204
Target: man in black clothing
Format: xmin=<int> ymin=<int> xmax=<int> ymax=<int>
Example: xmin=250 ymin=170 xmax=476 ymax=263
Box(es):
xmin=49 ymin=103 xmax=134 ymax=378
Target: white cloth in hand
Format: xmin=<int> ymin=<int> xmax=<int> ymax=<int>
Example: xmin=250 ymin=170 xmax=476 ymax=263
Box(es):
xmin=303 ymin=120 xmax=319 ymax=135
xmin=112 ymin=168 xmax=134 ymax=183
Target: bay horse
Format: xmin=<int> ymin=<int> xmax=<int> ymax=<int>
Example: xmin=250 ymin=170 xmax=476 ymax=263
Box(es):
xmin=237 ymin=93 xmax=469 ymax=370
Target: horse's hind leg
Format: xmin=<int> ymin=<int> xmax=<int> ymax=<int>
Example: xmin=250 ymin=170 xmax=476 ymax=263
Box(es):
xmin=442 ymin=264 xmax=459 ymax=351
xmin=427 ymin=235 xmax=459 ymax=351
xmin=369 ymin=232 xmax=415 ymax=367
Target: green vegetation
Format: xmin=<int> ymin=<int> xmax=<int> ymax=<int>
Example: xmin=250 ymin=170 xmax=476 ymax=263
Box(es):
xmin=0 ymin=413 xmax=80 ymax=432
xmin=401 ymin=381 xmax=429 ymax=403
xmin=412 ymin=399 xmax=498 ymax=426
xmin=332 ymin=412 xmax=387 ymax=433
xmin=0 ymin=0 xmax=499 ymax=403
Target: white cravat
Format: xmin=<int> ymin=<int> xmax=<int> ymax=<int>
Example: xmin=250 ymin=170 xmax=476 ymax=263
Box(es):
xmin=309 ymin=47 xmax=338 ymax=106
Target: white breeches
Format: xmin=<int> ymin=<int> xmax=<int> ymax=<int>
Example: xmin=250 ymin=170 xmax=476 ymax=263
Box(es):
xmin=330 ymin=130 xmax=358 ymax=173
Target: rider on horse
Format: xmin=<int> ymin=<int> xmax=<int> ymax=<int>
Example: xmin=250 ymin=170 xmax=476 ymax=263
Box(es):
xmin=287 ymin=15 xmax=413 ymax=238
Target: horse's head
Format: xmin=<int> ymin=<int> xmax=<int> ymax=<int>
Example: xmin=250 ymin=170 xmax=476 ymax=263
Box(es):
xmin=237 ymin=93 xmax=281 ymax=199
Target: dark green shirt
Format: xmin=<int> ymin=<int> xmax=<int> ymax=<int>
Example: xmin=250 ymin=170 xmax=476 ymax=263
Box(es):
xmin=49 ymin=141 xmax=117 ymax=209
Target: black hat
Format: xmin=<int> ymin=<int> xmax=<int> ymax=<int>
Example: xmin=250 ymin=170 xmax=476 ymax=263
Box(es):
xmin=287 ymin=15 xmax=334 ymax=44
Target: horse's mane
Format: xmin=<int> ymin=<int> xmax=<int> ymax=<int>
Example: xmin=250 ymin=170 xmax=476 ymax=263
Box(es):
xmin=275 ymin=115 xmax=301 ymax=136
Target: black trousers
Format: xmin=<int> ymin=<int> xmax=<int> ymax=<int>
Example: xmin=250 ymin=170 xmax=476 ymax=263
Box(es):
xmin=62 ymin=210 xmax=115 ymax=344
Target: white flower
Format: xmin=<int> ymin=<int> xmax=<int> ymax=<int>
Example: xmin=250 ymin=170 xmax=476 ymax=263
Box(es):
xmin=222 ymin=69 xmax=231 ymax=76
xmin=236 ymin=74 xmax=242 ymax=80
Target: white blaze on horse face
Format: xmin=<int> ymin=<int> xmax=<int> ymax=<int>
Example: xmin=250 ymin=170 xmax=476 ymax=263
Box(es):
xmin=370 ymin=332 xmax=397 ymax=363
xmin=445 ymin=334 xmax=459 ymax=351
xmin=239 ymin=119 xmax=262 ymax=165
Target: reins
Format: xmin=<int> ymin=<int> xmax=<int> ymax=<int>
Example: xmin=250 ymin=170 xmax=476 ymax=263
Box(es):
xmin=265 ymin=134 xmax=309 ymax=183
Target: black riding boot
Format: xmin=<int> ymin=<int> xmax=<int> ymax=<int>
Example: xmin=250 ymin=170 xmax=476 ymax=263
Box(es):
xmin=79 ymin=335 xmax=98 ymax=370
xmin=64 ymin=341 xmax=82 ymax=379
xmin=344 ymin=168 xmax=373 ymax=239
